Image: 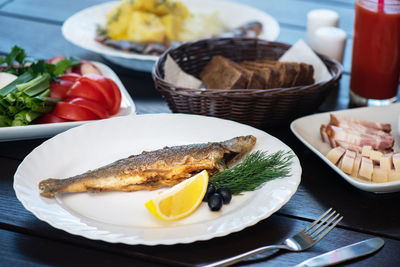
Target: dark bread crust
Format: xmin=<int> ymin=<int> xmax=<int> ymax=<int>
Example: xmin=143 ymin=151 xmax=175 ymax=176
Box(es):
xmin=199 ymin=56 xmax=315 ymax=90
xmin=199 ymin=56 xmax=248 ymax=89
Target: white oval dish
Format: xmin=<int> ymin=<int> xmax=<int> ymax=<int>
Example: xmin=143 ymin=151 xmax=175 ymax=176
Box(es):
xmin=62 ymin=0 xmax=280 ymax=72
xmin=0 ymin=61 xmax=135 ymax=142
xmin=291 ymin=103 xmax=400 ymax=193
xmin=14 ymin=113 xmax=301 ymax=245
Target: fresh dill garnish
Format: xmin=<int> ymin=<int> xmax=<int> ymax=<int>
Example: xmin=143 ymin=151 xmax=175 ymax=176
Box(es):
xmin=209 ymin=150 xmax=294 ymax=195
xmin=216 ymin=158 xmax=227 ymax=170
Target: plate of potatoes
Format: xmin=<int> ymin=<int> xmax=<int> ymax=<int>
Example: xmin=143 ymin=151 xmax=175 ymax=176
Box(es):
xmin=62 ymin=0 xmax=280 ymax=72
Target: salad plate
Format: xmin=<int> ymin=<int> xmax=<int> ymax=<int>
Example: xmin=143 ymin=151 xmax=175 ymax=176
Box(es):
xmin=62 ymin=0 xmax=280 ymax=72
xmin=291 ymin=103 xmax=400 ymax=193
xmin=14 ymin=113 xmax=301 ymax=245
xmin=0 ymin=61 xmax=135 ymax=142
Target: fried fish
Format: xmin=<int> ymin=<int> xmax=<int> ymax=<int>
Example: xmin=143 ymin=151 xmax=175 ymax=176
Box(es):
xmin=39 ymin=135 xmax=256 ymax=198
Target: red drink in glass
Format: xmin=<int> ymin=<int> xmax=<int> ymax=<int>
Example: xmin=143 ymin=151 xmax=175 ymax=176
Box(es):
xmin=350 ymin=0 xmax=400 ymax=106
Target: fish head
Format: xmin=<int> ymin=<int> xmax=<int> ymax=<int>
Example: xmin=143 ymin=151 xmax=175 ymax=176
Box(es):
xmin=221 ymin=135 xmax=256 ymax=166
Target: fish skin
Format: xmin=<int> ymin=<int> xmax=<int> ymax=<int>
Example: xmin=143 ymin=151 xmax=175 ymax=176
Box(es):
xmin=39 ymin=135 xmax=256 ymax=198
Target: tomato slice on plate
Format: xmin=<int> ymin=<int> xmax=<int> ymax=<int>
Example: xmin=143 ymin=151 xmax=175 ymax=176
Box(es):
xmin=66 ymin=81 xmax=108 ymax=107
xmin=79 ymin=74 xmax=115 ymax=112
xmin=52 ymin=102 xmax=100 ymax=121
xmin=104 ymin=77 xmax=122 ymax=115
xmin=36 ymin=113 xmax=70 ymax=124
xmin=68 ymin=97 xmax=110 ymax=119
xmin=59 ymin=73 xmax=81 ymax=82
xmin=50 ymin=79 xmax=74 ymax=99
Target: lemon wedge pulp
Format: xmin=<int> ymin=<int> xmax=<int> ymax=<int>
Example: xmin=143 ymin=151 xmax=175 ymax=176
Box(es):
xmin=145 ymin=170 xmax=209 ymax=221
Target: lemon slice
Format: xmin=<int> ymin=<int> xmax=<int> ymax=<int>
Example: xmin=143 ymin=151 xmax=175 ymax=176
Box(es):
xmin=145 ymin=170 xmax=209 ymax=221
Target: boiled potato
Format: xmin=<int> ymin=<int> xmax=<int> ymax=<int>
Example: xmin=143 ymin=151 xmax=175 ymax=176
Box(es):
xmin=170 ymin=2 xmax=189 ymax=19
xmin=106 ymin=1 xmax=133 ymax=39
xmin=140 ymin=0 xmax=174 ymax=16
xmin=105 ymin=0 xmax=192 ymax=43
xmin=161 ymin=14 xmax=183 ymax=41
xmin=126 ymin=11 xmax=166 ymax=43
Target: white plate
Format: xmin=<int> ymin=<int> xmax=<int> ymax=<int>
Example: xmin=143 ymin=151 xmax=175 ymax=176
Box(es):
xmin=62 ymin=0 xmax=280 ymax=72
xmin=14 ymin=114 xmax=301 ymax=245
xmin=291 ymin=103 xmax=400 ymax=193
xmin=0 ymin=61 xmax=136 ymax=142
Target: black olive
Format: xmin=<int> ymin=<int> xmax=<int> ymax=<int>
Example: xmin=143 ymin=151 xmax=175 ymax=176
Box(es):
xmin=217 ymin=187 xmax=232 ymax=204
xmin=203 ymin=183 xmax=216 ymax=202
xmin=208 ymin=193 xmax=223 ymax=211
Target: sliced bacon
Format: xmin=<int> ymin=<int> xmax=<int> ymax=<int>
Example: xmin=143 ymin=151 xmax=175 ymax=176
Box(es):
xmin=351 ymin=154 xmax=362 ymax=177
xmin=320 ymin=124 xmax=328 ymax=143
xmin=339 ymin=122 xmax=391 ymax=139
xmin=320 ymin=124 xmax=337 ymax=148
xmin=341 ymin=149 xmax=356 ymax=174
xmin=334 ymin=140 xmax=363 ymax=153
xmin=393 ymin=153 xmax=400 ymax=172
xmin=329 ymin=114 xmax=391 ymax=133
xmin=359 ymin=157 xmax=373 ymax=180
xmin=326 ymin=125 xmax=394 ymax=151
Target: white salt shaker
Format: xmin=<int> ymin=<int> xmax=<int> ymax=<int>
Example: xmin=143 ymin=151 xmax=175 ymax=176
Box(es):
xmin=313 ymin=26 xmax=347 ymax=63
xmin=307 ymin=9 xmax=339 ymax=49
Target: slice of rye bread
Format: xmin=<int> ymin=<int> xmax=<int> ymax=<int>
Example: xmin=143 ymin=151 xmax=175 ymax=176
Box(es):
xmin=240 ymin=62 xmax=271 ymax=88
xmin=240 ymin=61 xmax=279 ymax=89
xmin=228 ymin=60 xmax=265 ymax=89
xmin=241 ymin=61 xmax=281 ymax=89
xmin=279 ymin=62 xmax=300 ymax=87
xmin=296 ymin=63 xmax=315 ymax=86
xmin=252 ymin=59 xmax=282 ymax=87
xmin=252 ymin=59 xmax=315 ymax=87
xmin=199 ymin=56 xmax=248 ymax=89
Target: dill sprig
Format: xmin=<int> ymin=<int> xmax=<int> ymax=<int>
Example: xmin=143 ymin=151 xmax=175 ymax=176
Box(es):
xmin=210 ymin=150 xmax=294 ymax=195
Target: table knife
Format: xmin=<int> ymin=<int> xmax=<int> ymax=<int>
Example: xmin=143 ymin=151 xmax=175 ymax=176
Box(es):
xmin=294 ymin=237 xmax=384 ymax=267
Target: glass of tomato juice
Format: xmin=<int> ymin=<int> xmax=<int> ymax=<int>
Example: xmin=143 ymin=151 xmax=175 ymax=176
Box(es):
xmin=350 ymin=0 xmax=400 ymax=106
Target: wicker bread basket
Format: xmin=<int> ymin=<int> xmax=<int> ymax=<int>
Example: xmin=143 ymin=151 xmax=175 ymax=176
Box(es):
xmin=152 ymin=38 xmax=343 ymax=128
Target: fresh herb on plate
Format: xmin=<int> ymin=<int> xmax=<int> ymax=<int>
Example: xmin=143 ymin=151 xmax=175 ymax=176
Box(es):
xmin=0 ymin=46 xmax=80 ymax=126
xmin=209 ymin=150 xmax=294 ymax=195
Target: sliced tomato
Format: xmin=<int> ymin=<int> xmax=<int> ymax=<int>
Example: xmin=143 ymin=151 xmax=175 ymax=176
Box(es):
xmin=52 ymin=102 xmax=100 ymax=121
xmin=46 ymin=56 xmax=66 ymax=64
xmin=68 ymin=97 xmax=110 ymax=119
xmin=59 ymin=73 xmax=81 ymax=82
xmin=36 ymin=113 xmax=70 ymax=124
xmin=104 ymin=77 xmax=122 ymax=115
xmin=79 ymin=74 xmax=115 ymax=112
xmin=66 ymin=81 xmax=108 ymax=107
xmin=50 ymin=79 xmax=74 ymax=99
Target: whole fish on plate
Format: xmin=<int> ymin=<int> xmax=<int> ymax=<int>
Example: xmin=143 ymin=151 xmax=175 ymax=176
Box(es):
xmin=39 ymin=135 xmax=256 ymax=198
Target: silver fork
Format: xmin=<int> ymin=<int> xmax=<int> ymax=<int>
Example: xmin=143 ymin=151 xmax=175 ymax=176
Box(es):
xmin=204 ymin=208 xmax=343 ymax=267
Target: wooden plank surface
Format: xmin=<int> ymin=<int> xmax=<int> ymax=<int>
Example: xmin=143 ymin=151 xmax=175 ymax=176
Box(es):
xmin=1 ymin=0 xmax=400 ymax=266
xmin=1 ymin=0 xmax=355 ymax=35
xmin=0 ymin=0 xmax=107 ymax=23
xmin=0 ymin=0 xmax=355 ymax=74
xmin=0 ymin=228 xmax=163 ymax=267
xmin=1 ymin=203 xmax=399 ymax=267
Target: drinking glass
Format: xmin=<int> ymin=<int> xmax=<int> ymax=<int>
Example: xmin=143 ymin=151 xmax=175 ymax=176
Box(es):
xmin=350 ymin=0 xmax=400 ymax=106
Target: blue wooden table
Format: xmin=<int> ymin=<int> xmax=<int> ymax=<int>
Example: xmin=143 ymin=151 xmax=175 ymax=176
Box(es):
xmin=1 ymin=1 xmax=399 ymax=266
